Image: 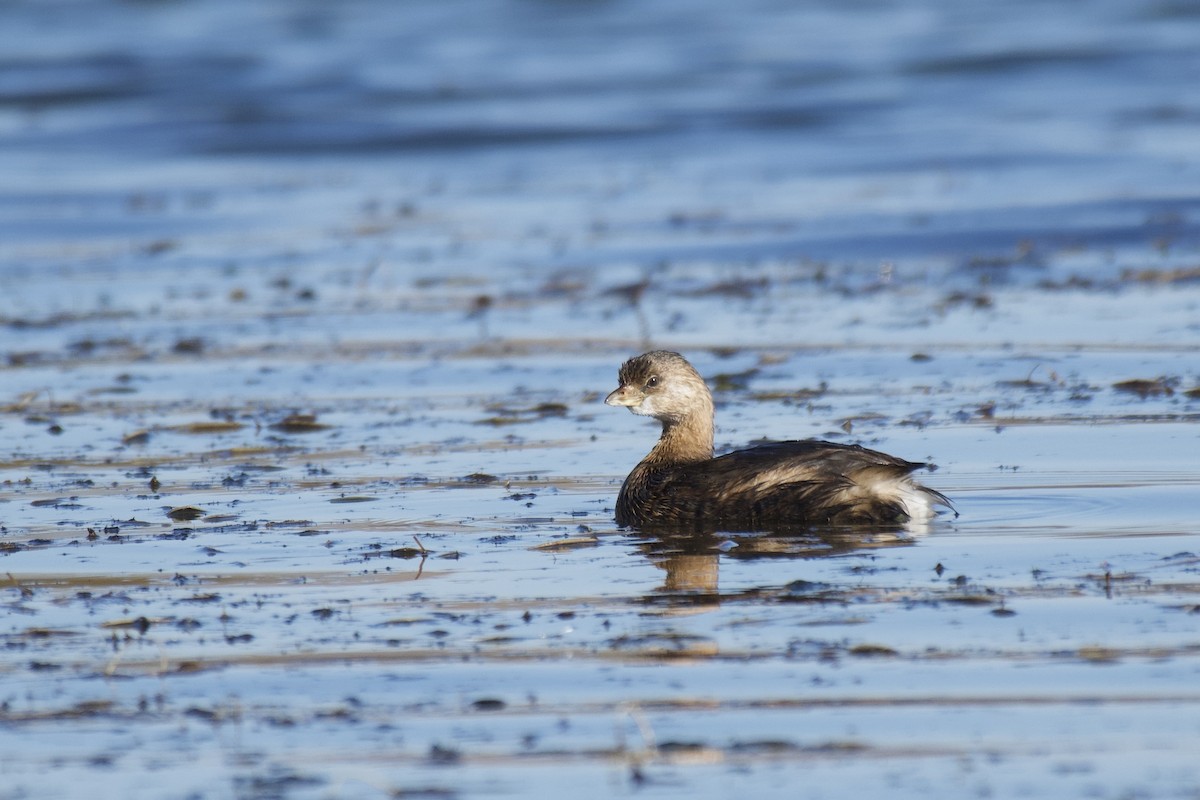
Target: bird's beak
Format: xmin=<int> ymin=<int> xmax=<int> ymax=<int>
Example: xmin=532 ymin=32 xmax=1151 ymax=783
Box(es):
xmin=605 ymin=385 xmax=643 ymax=408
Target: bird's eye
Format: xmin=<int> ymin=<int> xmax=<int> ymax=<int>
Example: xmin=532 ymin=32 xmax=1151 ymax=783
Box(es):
xmin=645 ymin=376 xmax=659 ymax=389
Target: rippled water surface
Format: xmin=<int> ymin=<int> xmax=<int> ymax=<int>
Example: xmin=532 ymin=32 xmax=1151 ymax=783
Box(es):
xmin=2 ymin=0 xmax=1200 ymax=798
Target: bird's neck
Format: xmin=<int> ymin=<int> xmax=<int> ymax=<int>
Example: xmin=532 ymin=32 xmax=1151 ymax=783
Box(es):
xmin=648 ymin=412 xmax=714 ymax=465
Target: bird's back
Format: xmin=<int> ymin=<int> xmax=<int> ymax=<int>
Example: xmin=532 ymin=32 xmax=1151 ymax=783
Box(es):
xmin=616 ymin=439 xmax=948 ymax=531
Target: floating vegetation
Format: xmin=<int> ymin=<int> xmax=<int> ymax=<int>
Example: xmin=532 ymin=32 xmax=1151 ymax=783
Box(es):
xmin=848 ymin=643 xmax=899 ymax=657
xmin=1113 ymin=377 xmax=1178 ymax=398
xmin=1120 ymin=266 xmax=1200 ymax=285
xmin=477 ymin=402 xmax=569 ymax=426
xmin=166 ymin=506 xmax=205 ymax=521
xmin=710 ymin=368 xmax=760 ymax=392
xmin=270 ymin=414 xmax=331 ymax=433
xmin=998 ymin=366 xmax=1061 ymax=390
xmin=174 ymin=421 xmax=244 ymax=434
xmin=171 ymin=337 xmax=205 ymax=355
xmin=529 ymin=536 xmax=599 ymax=551
xmin=122 ymin=430 xmax=152 ymax=445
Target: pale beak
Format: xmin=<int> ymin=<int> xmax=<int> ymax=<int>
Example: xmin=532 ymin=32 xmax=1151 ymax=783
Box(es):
xmin=605 ymin=385 xmax=643 ymax=408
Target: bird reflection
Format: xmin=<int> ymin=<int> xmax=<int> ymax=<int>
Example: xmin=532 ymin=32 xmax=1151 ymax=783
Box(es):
xmin=635 ymin=526 xmax=918 ymax=602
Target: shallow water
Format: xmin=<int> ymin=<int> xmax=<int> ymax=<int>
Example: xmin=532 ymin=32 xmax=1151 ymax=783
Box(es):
xmin=3 ymin=0 xmax=1200 ymax=798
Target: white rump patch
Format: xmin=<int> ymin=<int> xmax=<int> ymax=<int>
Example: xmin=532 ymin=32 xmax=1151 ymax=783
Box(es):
xmin=863 ymin=472 xmax=940 ymax=532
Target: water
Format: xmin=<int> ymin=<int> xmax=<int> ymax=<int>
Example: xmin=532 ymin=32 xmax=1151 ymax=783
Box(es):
xmin=2 ymin=0 xmax=1200 ymax=797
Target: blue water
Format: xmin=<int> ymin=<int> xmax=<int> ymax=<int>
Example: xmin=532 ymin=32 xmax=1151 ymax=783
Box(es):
xmin=2 ymin=0 xmax=1199 ymax=277
xmin=2 ymin=2 xmax=1200 ymax=799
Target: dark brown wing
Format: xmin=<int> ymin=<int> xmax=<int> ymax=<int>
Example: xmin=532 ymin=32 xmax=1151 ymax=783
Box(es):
xmin=617 ymin=440 xmax=944 ymax=531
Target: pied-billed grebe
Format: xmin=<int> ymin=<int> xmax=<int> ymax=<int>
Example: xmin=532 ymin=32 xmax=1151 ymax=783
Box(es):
xmin=605 ymin=350 xmax=951 ymax=531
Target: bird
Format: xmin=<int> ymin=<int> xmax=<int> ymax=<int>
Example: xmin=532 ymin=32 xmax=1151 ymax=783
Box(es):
xmin=605 ymin=350 xmax=951 ymax=531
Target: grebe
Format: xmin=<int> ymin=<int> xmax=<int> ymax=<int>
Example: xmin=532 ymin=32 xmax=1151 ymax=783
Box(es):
xmin=605 ymin=350 xmax=951 ymax=531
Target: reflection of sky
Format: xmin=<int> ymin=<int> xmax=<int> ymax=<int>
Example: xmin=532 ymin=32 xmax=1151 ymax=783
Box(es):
xmin=2 ymin=0 xmax=1199 ymax=284
xmin=3 ymin=0 xmax=1198 ymax=159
